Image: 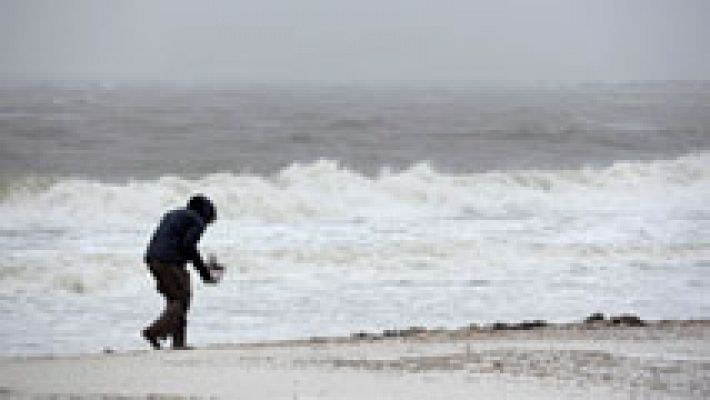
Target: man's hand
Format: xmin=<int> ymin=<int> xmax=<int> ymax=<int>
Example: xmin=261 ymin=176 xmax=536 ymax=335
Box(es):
xmin=203 ymin=276 xmax=219 ymax=285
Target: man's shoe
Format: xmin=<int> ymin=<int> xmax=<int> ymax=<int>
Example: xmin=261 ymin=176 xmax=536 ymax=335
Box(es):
xmin=171 ymin=345 xmax=194 ymax=350
xmin=141 ymin=329 xmax=161 ymax=350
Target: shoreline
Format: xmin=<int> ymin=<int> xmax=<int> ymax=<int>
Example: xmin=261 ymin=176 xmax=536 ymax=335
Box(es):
xmin=2 ymin=316 xmax=709 ymax=399
xmin=8 ymin=314 xmax=709 ymax=360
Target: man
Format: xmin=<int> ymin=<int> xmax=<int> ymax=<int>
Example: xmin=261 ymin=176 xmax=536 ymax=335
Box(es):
xmin=142 ymin=194 xmax=217 ymax=350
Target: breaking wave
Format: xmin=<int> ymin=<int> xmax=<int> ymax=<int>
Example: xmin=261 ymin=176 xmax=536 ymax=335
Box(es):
xmin=0 ymin=152 xmax=708 ymax=229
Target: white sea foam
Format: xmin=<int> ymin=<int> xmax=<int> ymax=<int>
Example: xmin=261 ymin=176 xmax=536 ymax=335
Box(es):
xmin=1 ymin=152 xmax=707 ymax=226
xmin=0 ymin=153 xmax=708 ymax=355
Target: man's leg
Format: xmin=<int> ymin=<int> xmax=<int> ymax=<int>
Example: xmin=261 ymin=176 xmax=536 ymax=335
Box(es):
xmin=170 ymin=268 xmax=191 ymax=349
xmin=143 ymin=301 xmax=182 ymax=349
xmin=143 ymin=263 xmax=186 ymax=349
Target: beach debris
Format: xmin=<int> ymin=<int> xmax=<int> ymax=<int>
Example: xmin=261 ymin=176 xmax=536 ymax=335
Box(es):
xmin=403 ymin=326 xmax=427 ymax=336
xmin=585 ymin=312 xmax=606 ymax=323
xmin=382 ymin=329 xmax=400 ymax=338
xmin=351 ymin=326 xmax=430 ymax=340
xmin=515 ymin=320 xmax=547 ymax=330
xmin=347 ymin=315 xmax=655 ymax=342
xmin=379 ymin=327 xmax=428 ymax=338
xmin=351 ymin=332 xmax=378 ymax=340
xmin=490 ymin=320 xmax=547 ymax=331
xmin=610 ymin=314 xmax=645 ymax=327
xmin=491 ymin=322 xmax=510 ymax=331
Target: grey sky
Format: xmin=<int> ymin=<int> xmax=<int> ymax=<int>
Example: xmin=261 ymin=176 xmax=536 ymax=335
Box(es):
xmin=1 ymin=0 xmax=708 ymax=82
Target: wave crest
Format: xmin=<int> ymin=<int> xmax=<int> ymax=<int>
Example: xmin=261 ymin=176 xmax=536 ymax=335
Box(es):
xmin=0 ymin=153 xmax=708 ymax=228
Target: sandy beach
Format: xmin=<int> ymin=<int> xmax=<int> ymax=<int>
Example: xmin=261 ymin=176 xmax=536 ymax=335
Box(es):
xmin=1 ymin=318 xmax=708 ymax=399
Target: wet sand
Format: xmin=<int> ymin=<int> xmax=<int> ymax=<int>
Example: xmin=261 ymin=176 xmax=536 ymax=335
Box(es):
xmin=1 ymin=319 xmax=708 ymax=399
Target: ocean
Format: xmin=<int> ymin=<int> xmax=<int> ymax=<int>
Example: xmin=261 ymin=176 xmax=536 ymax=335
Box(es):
xmin=1 ymin=81 xmax=709 ymax=356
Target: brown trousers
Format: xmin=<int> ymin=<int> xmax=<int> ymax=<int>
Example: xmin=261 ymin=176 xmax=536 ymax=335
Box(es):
xmin=145 ymin=262 xmax=191 ymax=347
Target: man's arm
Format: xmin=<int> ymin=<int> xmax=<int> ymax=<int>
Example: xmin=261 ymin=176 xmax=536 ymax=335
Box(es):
xmin=183 ymin=223 xmax=214 ymax=283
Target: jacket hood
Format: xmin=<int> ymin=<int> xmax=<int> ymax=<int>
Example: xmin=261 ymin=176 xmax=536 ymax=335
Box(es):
xmin=187 ymin=194 xmax=216 ymax=224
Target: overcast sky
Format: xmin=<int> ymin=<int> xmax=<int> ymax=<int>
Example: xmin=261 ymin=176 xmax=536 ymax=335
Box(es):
xmin=1 ymin=0 xmax=708 ymax=82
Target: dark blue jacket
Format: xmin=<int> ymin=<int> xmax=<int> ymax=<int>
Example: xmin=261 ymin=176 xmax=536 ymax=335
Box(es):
xmin=145 ymin=196 xmax=216 ymax=282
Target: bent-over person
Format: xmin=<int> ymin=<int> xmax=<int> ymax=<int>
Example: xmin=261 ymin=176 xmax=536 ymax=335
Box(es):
xmin=142 ymin=194 xmax=217 ymax=349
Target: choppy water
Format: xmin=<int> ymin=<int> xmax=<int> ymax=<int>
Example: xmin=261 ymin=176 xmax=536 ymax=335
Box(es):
xmin=1 ymin=81 xmax=709 ymax=356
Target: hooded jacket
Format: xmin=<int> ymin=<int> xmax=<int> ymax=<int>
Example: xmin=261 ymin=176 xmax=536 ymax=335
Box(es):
xmin=145 ymin=195 xmax=216 ymax=281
